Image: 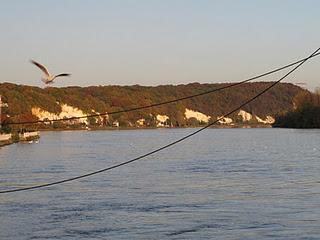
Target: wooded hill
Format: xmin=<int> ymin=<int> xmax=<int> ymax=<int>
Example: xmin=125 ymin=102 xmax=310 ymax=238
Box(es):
xmin=0 ymin=82 xmax=307 ymax=128
xmin=273 ymin=90 xmax=320 ymax=128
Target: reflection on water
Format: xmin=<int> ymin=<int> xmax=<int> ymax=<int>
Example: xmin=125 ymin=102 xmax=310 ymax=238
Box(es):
xmin=1 ymin=128 xmax=320 ymax=239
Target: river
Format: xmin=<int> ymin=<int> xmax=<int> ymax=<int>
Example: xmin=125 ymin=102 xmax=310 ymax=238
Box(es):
xmin=0 ymin=128 xmax=320 ymax=239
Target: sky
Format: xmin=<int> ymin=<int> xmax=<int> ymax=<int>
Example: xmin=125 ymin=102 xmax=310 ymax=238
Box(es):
xmin=0 ymin=0 xmax=319 ymax=90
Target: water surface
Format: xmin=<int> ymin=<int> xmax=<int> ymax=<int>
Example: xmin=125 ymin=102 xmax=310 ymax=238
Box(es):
xmin=1 ymin=128 xmax=320 ymax=239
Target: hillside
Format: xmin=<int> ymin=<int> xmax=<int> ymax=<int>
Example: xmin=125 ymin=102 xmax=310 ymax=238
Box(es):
xmin=273 ymin=91 xmax=320 ymax=128
xmin=0 ymin=82 xmax=307 ymax=129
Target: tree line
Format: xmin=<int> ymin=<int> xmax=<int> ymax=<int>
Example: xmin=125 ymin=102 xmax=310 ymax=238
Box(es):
xmin=0 ymin=82 xmax=306 ymax=130
xmin=273 ymin=88 xmax=320 ymax=128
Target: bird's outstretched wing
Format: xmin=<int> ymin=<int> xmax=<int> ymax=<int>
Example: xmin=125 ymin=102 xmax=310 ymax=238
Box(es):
xmin=30 ymin=60 xmax=50 ymax=76
xmin=54 ymin=73 xmax=71 ymax=78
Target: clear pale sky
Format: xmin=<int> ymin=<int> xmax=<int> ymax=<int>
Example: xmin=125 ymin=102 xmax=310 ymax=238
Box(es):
xmin=0 ymin=0 xmax=319 ymax=90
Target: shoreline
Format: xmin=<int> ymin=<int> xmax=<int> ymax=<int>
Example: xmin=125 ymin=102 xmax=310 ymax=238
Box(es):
xmin=0 ymin=139 xmax=13 ymax=147
xmin=35 ymin=123 xmax=273 ymax=132
xmin=0 ymin=131 xmax=40 ymax=148
xmin=2 ymin=125 xmax=318 ymax=148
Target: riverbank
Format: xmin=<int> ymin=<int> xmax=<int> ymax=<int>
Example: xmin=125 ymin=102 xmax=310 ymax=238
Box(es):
xmin=37 ymin=123 xmax=272 ymax=132
xmin=273 ymin=105 xmax=320 ymax=129
xmin=0 ymin=131 xmax=40 ymax=147
xmin=0 ymin=139 xmax=12 ymax=147
xmin=0 ymin=133 xmax=13 ymax=147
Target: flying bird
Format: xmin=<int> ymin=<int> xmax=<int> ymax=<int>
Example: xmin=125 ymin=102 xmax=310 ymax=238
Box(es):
xmin=30 ymin=60 xmax=71 ymax=84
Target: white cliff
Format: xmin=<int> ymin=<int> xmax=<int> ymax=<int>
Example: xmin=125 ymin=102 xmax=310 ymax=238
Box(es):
xmin=217 ymin=116 xmax=233 ymax=124
xmin=156 ymin=114 xmax=169 ymax=127
xmin=185 ymin=108 xmax=211 ymax=123
xmin=256 ymin=115 xmax=275 ymax=124
xmin=136 ymin=118 xmax=145 ymax=126
xmin=32 ymin=104 xmax=88 ymax=124
xmin=238 ymin=110 xmax=252 ymax=122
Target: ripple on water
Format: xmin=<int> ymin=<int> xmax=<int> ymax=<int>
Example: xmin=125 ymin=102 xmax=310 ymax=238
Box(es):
xmin=1 ymin=129 xmax=320 ymax=239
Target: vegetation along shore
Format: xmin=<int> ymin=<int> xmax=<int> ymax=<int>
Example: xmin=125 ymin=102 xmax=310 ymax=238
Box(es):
xmin=0 ymin=82 xmax=318 ymax=134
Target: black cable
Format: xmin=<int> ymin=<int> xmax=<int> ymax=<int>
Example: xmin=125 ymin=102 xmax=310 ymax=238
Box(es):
xmin=1 ymin=47 xmax=318 ymax=194
xmin=5 ymin=52 xmax=320 ymax=126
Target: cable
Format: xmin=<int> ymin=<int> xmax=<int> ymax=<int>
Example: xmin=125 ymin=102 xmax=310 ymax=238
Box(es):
xmin=1 ymin=47 xmax=318 ymax=194
xmin=5 ymin=52 xmax=320 ymax=126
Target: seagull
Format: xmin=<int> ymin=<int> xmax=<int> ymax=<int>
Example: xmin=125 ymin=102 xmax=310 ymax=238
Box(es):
xmin=30 ymin=59 xmax=71 ymax=85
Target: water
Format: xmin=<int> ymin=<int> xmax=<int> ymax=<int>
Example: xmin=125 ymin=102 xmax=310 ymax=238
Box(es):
xmin=0 ymin=128 xmax=320 ymax=239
